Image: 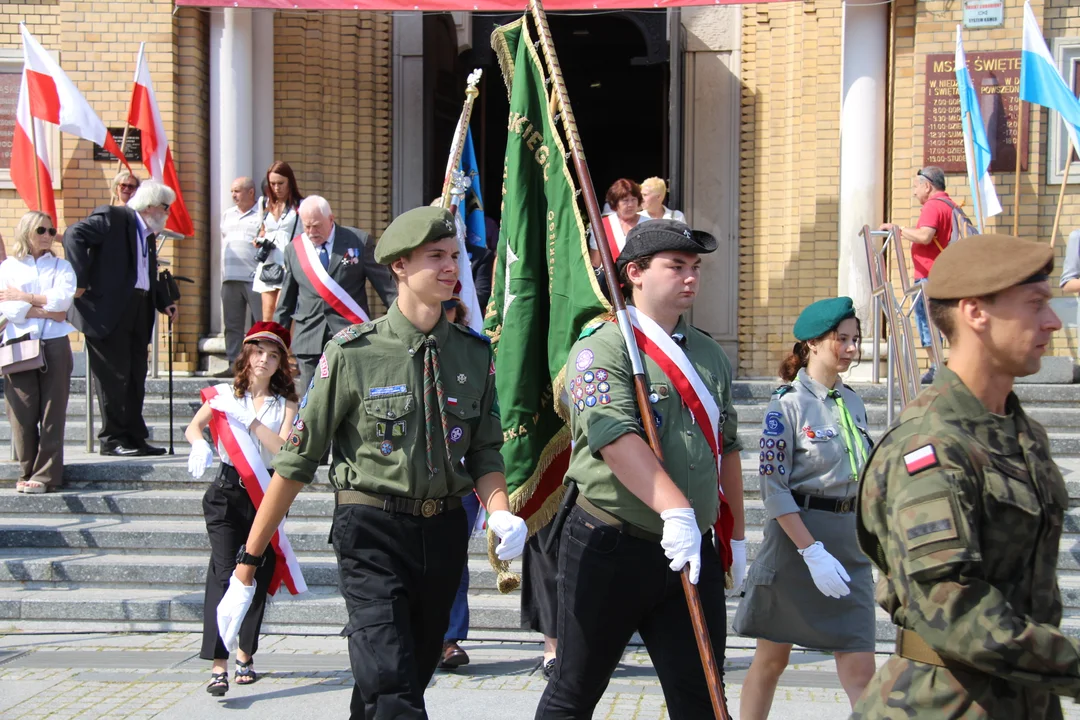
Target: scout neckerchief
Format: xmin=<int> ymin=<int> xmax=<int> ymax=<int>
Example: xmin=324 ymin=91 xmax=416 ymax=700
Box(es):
xmin=423 ymin=337 xmax=454 ymax=476
xmin=201 ymin=385 xmax=307 ymax=596
xmin=625 ymin=306 xmax=735 ymax=568
xmin=827 ymin=388 xmax=868 ymax=479
xmin=601 ymin=214 xmax=627 ymax=261
xmin=291 ymin=232 xmax=370 ymax=325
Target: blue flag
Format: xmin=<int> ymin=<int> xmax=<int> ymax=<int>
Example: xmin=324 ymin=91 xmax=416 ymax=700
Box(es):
xmin=1021 ymin=1 xmax=1080 ymax=153
xmin=458 ymin=128 xmax=486 ymax=252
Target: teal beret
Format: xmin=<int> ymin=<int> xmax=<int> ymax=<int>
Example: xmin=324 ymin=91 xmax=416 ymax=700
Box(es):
xmin=375 ymin=206 xmax=457 ymax=264
xmin=793 ymin=297 xmax=856 ymax=341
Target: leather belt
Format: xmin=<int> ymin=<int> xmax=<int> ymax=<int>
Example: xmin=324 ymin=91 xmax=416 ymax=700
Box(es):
xmin=792 ymin=491 xmax=856 ymax=514
xmin=577 ymin=495 xmax=662 ymax=543
xmin=895 ymin=628 xmax=946 ymax=667
xmin=336 ymin=489 xmax=462 ymax=518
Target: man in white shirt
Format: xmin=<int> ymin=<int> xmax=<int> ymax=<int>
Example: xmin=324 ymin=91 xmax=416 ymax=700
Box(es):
xmin=218 ymin=177 xmax=263 ymax=376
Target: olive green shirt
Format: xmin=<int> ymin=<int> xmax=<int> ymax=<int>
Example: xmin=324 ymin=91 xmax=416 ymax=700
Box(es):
xmin=274 ymin=301 xmax=505 ymax=497
xmin=564 ymin=316 xmax=742 ymax=535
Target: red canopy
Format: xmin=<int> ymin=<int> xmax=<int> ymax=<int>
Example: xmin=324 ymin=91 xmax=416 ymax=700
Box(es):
xmin=176 ymin=0 xmax=777 ymax=10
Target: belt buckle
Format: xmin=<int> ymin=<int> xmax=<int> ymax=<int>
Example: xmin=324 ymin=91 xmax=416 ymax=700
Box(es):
xmin=838 ymin=497 xmax=853 ymax=514
xmin=420 ymin=499 xmax=437 ymax=518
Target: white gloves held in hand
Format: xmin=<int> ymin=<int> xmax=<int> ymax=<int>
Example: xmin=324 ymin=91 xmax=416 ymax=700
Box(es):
xmin=209 ymin=394 xmax=256 ymax=429
xmin=798 ymin=541 xmax=851 ymax=598
xmin=217 ymin=575 xmax=256 ymax=653
xmin=727 ymin=538 xmax=747 ymax=596
xmin=487 ymin=510 xmax=527 ymax=561
xmin=187 ymin=439 xmax=214 ymax=479
xmin=660 ymin=507 xmax=702 ymax=584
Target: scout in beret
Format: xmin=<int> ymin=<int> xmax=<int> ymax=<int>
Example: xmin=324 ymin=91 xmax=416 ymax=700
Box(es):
xmin=855 ymin=234 xmax=1074 ymax=717
xmin=219 ymin=205 xmax=528 ymax=717
xmin=537 ymin=218 xmax=747 ymax=717
xmin=733 ymin=296 xmax=877 ymax=712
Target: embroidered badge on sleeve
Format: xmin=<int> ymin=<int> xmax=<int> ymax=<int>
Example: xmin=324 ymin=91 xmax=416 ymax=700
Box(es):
xmin=903 ymin=445 xmax=940 ymax=475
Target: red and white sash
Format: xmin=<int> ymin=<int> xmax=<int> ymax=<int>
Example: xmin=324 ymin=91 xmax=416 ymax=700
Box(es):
xmin=601 ymin=215 xmax=625 ymax=261
xmin=201 ymin=384 xmax=307 ymax=596
xmin=624 ymin=306 xmax=735 ymax=567
xmin=292 ymin=234 xmax=370 ymax=325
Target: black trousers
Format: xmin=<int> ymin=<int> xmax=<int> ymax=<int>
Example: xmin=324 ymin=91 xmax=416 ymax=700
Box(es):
xmin=332 ymin=502 xmax=467 ymax=720
xmin=521 ymin=521 xmax=559 ymax=638
xmin=201 ymin=464 xmax=278 ymax=661
xmin=535 ymin=505 xmax=728 ymax=720
xmin=85 ymin=290 xmax=152 ymax=448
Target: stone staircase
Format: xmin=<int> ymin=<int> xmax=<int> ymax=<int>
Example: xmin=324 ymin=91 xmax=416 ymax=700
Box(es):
xmin=2 ymin=377 xmax=1080 ymax=641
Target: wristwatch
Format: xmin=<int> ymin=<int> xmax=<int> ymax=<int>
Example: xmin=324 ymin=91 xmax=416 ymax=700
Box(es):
xmin=235 ymin=544 xmax=265 ymax=567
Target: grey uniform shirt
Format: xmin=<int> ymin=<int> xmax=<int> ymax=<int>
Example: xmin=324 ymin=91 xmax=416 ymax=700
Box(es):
xmin=759 ymin=367 xmax=871 ymax=520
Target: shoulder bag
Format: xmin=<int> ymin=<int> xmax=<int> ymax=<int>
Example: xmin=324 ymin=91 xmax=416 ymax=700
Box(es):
xmin=258 ymin=210 xmax=299 ymax=286
xmin=0 ymin=256 xmax=60 ymax=375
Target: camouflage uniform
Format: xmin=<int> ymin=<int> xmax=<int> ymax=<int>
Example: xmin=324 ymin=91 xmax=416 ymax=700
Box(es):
xmin=855 ymin=367 xmax=1079 ymax=719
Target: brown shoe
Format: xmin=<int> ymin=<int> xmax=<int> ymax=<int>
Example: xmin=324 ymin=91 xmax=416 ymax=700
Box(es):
xmin=438 ymin=641 xmax=469 ymax=669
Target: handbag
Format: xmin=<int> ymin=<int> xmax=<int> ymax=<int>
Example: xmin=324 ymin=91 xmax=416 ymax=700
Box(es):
xmin=0 ymin=335 xmax=43 ymax=375
xmin=256 ymin=209 xmax=297 ymax=286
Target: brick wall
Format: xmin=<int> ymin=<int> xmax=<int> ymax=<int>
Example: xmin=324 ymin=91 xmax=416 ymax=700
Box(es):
xmin=740 ymin=0 xmax=1080 ymax=377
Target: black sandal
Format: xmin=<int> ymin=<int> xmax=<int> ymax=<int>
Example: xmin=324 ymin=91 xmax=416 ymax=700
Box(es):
xmin=235 ymin=658 xmax=258 ymax=685
xmin=207 ymin=671 xmax=229 ymax=696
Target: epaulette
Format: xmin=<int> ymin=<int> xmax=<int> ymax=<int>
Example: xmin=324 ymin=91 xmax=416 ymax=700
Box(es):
xmin=333 ymin=321 xmax=376 ymax=345
xmin=449 ymin=323 xmax=492 ymax=344
xmin=772 ymin=384 xmax=794 ymax=398
xmin=578 ymin=322 xmax=605 ymax=340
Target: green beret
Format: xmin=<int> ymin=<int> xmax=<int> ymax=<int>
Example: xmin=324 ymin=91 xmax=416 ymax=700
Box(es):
xmin=793 ymin=297 xmax=856 ymax=341
xmin=616 ymin=219 xmax=717 ymax=274
xmin=926 ymin=234 xmax=1053 ymax=300
xmin=374 ymin=206 xmax=457 ymax=264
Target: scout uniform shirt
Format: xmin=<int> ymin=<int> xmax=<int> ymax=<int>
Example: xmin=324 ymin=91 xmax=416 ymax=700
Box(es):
xmin=563 ymin=316 xmax=741 ymax=535
xmin=273 ymin=301 xmax=504 ymax=497
xmin=855 ymin=367 xmax=1078 ymax=719
xmin=759 ymin=367 xmax=871 ymax=521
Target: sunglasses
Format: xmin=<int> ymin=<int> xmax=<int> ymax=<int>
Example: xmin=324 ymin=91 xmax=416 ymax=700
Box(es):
xmin=160 ymin=204 xmax=170 ymax=213
xmin=119 ymin=183 xmax=138 ymax=191
xmin=35 ymin=227 xmax=57 ymax=237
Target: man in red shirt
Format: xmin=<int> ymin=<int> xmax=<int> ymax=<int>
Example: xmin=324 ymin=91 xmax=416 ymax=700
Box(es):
xmin=880 ymin=166 xmax=952 ymax=384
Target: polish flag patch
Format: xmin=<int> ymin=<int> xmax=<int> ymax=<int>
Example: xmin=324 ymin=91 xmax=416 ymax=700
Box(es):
xmin=903 ymin=445 xmax=939 ymax=475
xmin=447 ymin=397 xmax=458 ymax=407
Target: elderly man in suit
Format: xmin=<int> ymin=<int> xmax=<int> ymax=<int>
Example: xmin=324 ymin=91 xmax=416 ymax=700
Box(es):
xmin=275 ymin=195 xmax=396 ymax=391
xmin=64 ymin=180 xmax=179 ymax=456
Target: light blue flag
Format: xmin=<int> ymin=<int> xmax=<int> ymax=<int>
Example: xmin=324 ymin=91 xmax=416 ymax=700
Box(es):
xmin=955 ymin=26 xmax=1001 ymax=226
xmin=1021 ymin=1 xmax=1080 ymax=152
xmin=458 ymin=128 xmax=486 ymax=252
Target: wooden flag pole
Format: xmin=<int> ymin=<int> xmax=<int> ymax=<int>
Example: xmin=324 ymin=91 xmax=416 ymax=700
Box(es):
xmin=116 ymin=124 xmax=132 ymax=173
xmin=527 ymin=1 xmax=729 ymax=718
xmin=1050 ymin=140 xmax=1075 ymax=247
xmin=1012 ymin=106 xmax=1025 ymax=236
xmin=963 ymin=113 xmax=986 ymax=233
xmin=29 ymin=116 xmax=42 ymax=211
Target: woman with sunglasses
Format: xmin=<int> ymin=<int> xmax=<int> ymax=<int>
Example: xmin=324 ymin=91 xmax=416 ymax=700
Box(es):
xmin=111 ymin=170 xmax=141 ymax=206
xmin=0 ymin=211 xmax=77 ymax=494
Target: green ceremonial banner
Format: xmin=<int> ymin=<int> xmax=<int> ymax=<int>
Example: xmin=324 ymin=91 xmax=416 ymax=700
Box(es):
xmin=485 ymin=16 xmax=609 ymax=591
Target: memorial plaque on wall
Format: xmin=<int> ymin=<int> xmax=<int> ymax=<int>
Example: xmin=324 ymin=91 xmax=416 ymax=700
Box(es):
xmin=0 ymin=70 xmax=20 ymax=170
xmin=923 ymin=51 xmax=1029 ymax=173
xmin=93 ymin=127 xmax=141 ymax=162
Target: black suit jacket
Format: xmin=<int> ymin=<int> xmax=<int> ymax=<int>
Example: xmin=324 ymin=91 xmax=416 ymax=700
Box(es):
xmin=274 ymin=224 xmax=397 ymax=356
xmin=63 ymin=205 xmax=170 ymax=339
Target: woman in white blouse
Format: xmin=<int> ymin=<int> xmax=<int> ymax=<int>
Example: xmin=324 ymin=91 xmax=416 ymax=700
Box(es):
xmin=639 ymin=177 xmax=686 ymax=223
xmin=184 ymin=321 xmax=298 ymax=695
xmin=253 ymin=161 xmax=303 ymax=321
xmin=0 ymin=211 xmax=77 ymax=494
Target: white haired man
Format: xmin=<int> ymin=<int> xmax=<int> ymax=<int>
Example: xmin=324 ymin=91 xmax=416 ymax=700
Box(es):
xmin=217 ymin=176 xmax=263 ymax=377
xmin=274 ymin=195 xmax=396 ymax=391
xmin=64 ymin=179 xmax=179 ymax=456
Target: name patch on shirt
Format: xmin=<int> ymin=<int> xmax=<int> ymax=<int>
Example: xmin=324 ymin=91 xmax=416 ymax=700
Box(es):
xmin=369 ymin=385 xmax=407 ymax=398
xmin=319 ymin=354 xmax=329 ymax=379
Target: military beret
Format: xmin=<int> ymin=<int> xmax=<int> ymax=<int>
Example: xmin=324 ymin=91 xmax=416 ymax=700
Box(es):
xmin=793 ymin=297 xmax=857 ymax=341
xmin=926 ymin=234 xmax=1053 ymax=300
xmin=616 ymin=219 xmax=717 ymax=274
xmin=375 ymin=206 xmax=457 ymax=264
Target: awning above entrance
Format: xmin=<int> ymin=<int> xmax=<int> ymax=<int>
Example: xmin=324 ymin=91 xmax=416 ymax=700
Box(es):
xmin=177 ymin=0 xmax=787 ymax=10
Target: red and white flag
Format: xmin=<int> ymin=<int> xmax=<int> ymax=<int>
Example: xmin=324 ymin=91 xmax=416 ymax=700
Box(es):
xmin=127 ymin=43 xmax=193 ymax=237
xmin=11 ymin=23 xmax=128 ymax=222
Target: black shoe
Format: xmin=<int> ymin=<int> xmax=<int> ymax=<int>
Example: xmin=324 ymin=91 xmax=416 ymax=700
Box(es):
xmin=542 ymin=658 xmax=556 ymax=681
xmin=135 ymin=442 xmax=167 ymax=456
xmin=101 ymin=444 xmax=141 ymax=457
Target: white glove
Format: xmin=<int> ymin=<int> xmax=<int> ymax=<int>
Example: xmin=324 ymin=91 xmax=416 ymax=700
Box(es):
xmin=488 ymin=510 xmax=527 ymax=561
xmin=217 ymin=575 xmax=257 ymax=653
xmin=727 ymin=538 xmax=747 ymax=596
xmin=209 ymin=394 xmax=256 ymax=429
xmin=660 ymin=507 xmax=702 ymax=584
xmin=798 ymin=541 xmax=851 ymax=599
xmin=187 ymin=439 xmax=214 ymax=479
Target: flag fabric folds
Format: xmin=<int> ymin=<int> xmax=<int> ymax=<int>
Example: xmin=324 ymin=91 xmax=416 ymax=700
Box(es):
xmin=12 ymin=23 xmax=128 ymax=222
xmin=954 ymin=26 xmax=1002 ymax=226
xmin=454 ymin=127 xmax=487 ymax=334
xmin=485 ymin=17 xmax=609 ymax=591
xmin=128 ymin=43 xmax=194 ymax=237
xmin=1021 ymin=1 xmax=1080 ymax=154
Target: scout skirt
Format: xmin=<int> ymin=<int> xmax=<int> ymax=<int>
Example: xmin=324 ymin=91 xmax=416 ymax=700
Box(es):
xmin=732 ymin=504 xmax=875 ymax=652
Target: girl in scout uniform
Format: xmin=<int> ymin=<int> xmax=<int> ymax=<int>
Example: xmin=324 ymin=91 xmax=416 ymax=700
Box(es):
xmin=734 ymin=297 xmax=877 ymax=717
xmin=185 ymin=322 xmax=298 ymax=696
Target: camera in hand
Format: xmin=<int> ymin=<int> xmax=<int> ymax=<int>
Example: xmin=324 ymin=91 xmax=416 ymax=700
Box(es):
xmin=253 ymin=237 xmax=275 ymax=263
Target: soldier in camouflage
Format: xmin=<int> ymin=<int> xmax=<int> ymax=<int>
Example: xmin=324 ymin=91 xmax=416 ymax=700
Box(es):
xmin=854 ymin=234 xmax=1078 ymax=719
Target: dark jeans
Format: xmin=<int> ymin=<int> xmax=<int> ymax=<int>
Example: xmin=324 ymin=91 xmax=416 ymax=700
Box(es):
xmin=333 ymin=502 xmax=468 ymax=720
xmin=535 ymin=505 xmax=728 ymax=720
xmin=444 ymin=491 xmax=482 ymax=642
xmin=200 ymin=464 xmax=278 ymax=661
